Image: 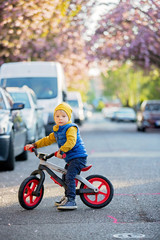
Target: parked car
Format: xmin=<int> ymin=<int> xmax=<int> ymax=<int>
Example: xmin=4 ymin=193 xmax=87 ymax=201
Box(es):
xmin=114 ymin=107 xmax=136 ymax=122
xmin=67 ymin=91 xmax=85 ymax=125
xmin=102 ymin=107 xmax=120 ymax=121
xmin=7 ymin=86 xmax=45 ymax=143
xmin=137 ymin=100 xmax=160 ymax=131
xmin=0 ymin=87 xmax=28 ymax=170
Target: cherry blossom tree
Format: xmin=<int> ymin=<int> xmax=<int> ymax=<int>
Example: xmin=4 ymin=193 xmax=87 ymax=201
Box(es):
xmin=0 ymin=0 xmax=95 ymax=92
xmin=1 ymin=0 xmax=159 ymax=99
xmin=0 ymin=0 xmax=88 ymax=63
xmin=85 ymin=0 xmax=160 ymax=69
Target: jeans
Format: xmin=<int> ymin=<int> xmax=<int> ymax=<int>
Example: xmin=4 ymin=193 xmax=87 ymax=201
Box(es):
xmin=64 ymin=157 xmax=87 ymax=200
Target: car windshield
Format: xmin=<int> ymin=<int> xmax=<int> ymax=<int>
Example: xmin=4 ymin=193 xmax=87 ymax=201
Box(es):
xmin=0 ymin=92 xmax=6 ymax=109
xmin=10 ymin=92 xmax=31 ymax=108
xmin=1 ymin=77 xmax=57 ymax=100
xmin=119 ymin=108 xmax=134 ymax=113
xmin=145 ymin=104 xmax=160 ymax=111
xmin=67 ymin=100 xmax=79 ymax=108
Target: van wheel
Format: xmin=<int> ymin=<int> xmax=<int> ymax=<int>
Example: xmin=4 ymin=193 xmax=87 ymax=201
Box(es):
xmin=78 ymin=120 xmax=83 ymax=126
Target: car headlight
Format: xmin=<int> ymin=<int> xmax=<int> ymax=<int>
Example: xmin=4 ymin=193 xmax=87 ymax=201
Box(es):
xmin=0 ymin=120 xmax=8 ymax=134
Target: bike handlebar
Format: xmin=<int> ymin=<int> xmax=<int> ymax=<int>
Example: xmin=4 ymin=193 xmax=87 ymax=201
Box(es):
xmin=24 ymin=146 xmax=66 ymax=160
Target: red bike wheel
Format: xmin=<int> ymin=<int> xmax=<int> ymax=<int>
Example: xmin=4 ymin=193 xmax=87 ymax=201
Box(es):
xmin=80 ymin=175 xmax=114 ymax=208
xmin=18 ymin=176 xmax=44 ymax=210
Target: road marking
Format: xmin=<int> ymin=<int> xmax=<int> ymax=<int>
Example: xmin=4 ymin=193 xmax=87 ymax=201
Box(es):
xmin=107 ymin=214 xmax=160 ymax=225
xmin=115 ymin=193 xmax=160 ymax=196
xmin=90 ymin=151 xmax=160 ymax=158
xmin=113 ymin=233 xmax=145 ymax=239
xmin=108 ymin=216 xmax=118 ymax=223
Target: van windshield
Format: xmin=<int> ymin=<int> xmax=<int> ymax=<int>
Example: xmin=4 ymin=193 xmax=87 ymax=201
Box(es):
xmin=67 ymin=100 xmax=79 ymax=107
xmin=1 ymin=77 xmax=57 ymax=99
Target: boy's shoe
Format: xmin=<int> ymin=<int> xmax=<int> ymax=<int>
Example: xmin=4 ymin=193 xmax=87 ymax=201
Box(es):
xmin=57 ymin=199 xmax=77 ymax=210
xmin=54 ymin=196 xmax=67 ymax=206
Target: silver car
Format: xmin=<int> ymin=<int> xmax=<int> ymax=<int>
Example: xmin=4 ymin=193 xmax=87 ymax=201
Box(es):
xmin=114 ymin=107 xmax=136 ymax=122
xmin=7 ymin=86 xmax=45 ymax=143
xmin=0 ymin=87 xmax=28 ymax=170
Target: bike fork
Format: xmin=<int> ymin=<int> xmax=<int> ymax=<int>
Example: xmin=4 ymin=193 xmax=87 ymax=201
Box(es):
xmin=30 ymin=169 xmax=45 ymax=197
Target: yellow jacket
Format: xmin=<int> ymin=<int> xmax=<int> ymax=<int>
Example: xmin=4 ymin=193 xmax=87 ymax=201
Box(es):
xmin=34 ymin=121 xmax=77 ymax=153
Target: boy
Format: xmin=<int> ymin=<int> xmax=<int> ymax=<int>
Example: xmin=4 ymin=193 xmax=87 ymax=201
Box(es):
xmin=25 ymin=102 xmax=88 ymax=210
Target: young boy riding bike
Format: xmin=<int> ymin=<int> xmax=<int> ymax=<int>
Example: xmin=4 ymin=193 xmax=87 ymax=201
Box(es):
xmin=25 ymin=102 xmax=88 ymax=210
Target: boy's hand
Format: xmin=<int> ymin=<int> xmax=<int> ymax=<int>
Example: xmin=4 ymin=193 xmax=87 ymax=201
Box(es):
xmin=24 ymin=144 xmax=35 ymax=151
xmin=55 ymin=150 xmax=66 ymax=159
xmin=56 ymin=149 xmax=63 ymax=159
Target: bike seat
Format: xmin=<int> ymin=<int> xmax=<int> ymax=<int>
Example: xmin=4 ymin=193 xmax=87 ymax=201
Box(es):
xmin=81 ymin=164 xmax=92 ymax=172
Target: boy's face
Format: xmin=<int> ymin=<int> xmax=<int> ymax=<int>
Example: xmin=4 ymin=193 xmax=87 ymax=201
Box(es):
xmin=54 ymin=110 xmax=69 ymax=126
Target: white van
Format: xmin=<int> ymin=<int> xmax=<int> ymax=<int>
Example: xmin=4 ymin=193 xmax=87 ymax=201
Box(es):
xmin=0 ymin=61 xmax=67 ymax=135
xmin=67 ymin=91 xmax=85 ymax=125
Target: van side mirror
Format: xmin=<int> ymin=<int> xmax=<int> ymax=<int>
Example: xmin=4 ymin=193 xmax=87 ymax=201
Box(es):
xmin=62 ymin=91 xmax=67 ymax=101
xmin=11 ymin=103 xmax=25 ymax=111
xmin=35 ymin=106 xmax=44 ymax=111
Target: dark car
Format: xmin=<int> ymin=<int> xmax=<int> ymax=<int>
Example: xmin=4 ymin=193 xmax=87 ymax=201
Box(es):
xmin=0 ymin=87 xmax=28 ymax=170
xmin=137 ymin=100 xmax=160 ymax=131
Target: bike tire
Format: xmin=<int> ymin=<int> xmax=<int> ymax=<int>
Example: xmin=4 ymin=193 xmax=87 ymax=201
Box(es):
xmin=80 ymin=174 xmax=114 ymax=209
xmin=18 ymin=175 xmax=44 ymax=210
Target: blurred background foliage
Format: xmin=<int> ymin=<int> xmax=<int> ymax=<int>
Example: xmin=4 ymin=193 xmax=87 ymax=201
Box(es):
xmin=0 ymin=0 xmax=160 ymax=106
xmin=102 ymin=62 xmax=160 ymax=107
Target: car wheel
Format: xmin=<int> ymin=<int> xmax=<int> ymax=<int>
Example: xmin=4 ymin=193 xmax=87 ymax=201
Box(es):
xmin=141 ymin=127 xmax=146 ymax=132
xmin=137 ymin=125 xmax=146 ymax=132
xmin=16 ymin=149 xmax=28 ymax=161
xmin=137 ymin=126 xmax=141 ymax=131
xmin=5 ymin=131 xmax=15 ymax=171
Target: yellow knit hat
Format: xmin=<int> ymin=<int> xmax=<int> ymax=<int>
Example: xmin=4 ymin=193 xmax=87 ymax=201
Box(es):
xmin=54 ymin=102 xmax=72 ymax=120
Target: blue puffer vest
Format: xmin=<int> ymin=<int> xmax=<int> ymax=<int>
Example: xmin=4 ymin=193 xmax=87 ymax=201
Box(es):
xmin=53 ymin=123 xmax=88 ymax=163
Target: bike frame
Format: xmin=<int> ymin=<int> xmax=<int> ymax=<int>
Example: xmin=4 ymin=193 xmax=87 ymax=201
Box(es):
xmin=30 ymin=159 xmax=98 ymax=197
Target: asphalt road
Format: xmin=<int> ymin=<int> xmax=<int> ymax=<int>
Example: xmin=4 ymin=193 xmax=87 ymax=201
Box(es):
xmin=0 ymin=112 xmax=160 ymax=240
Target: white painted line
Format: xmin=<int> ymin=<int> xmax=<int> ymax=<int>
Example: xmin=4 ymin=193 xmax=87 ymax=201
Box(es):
xmin=113 ymin=233 xmax=145 ymax=239
xmin=90 ymin=151 xmax=160 ymax=158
